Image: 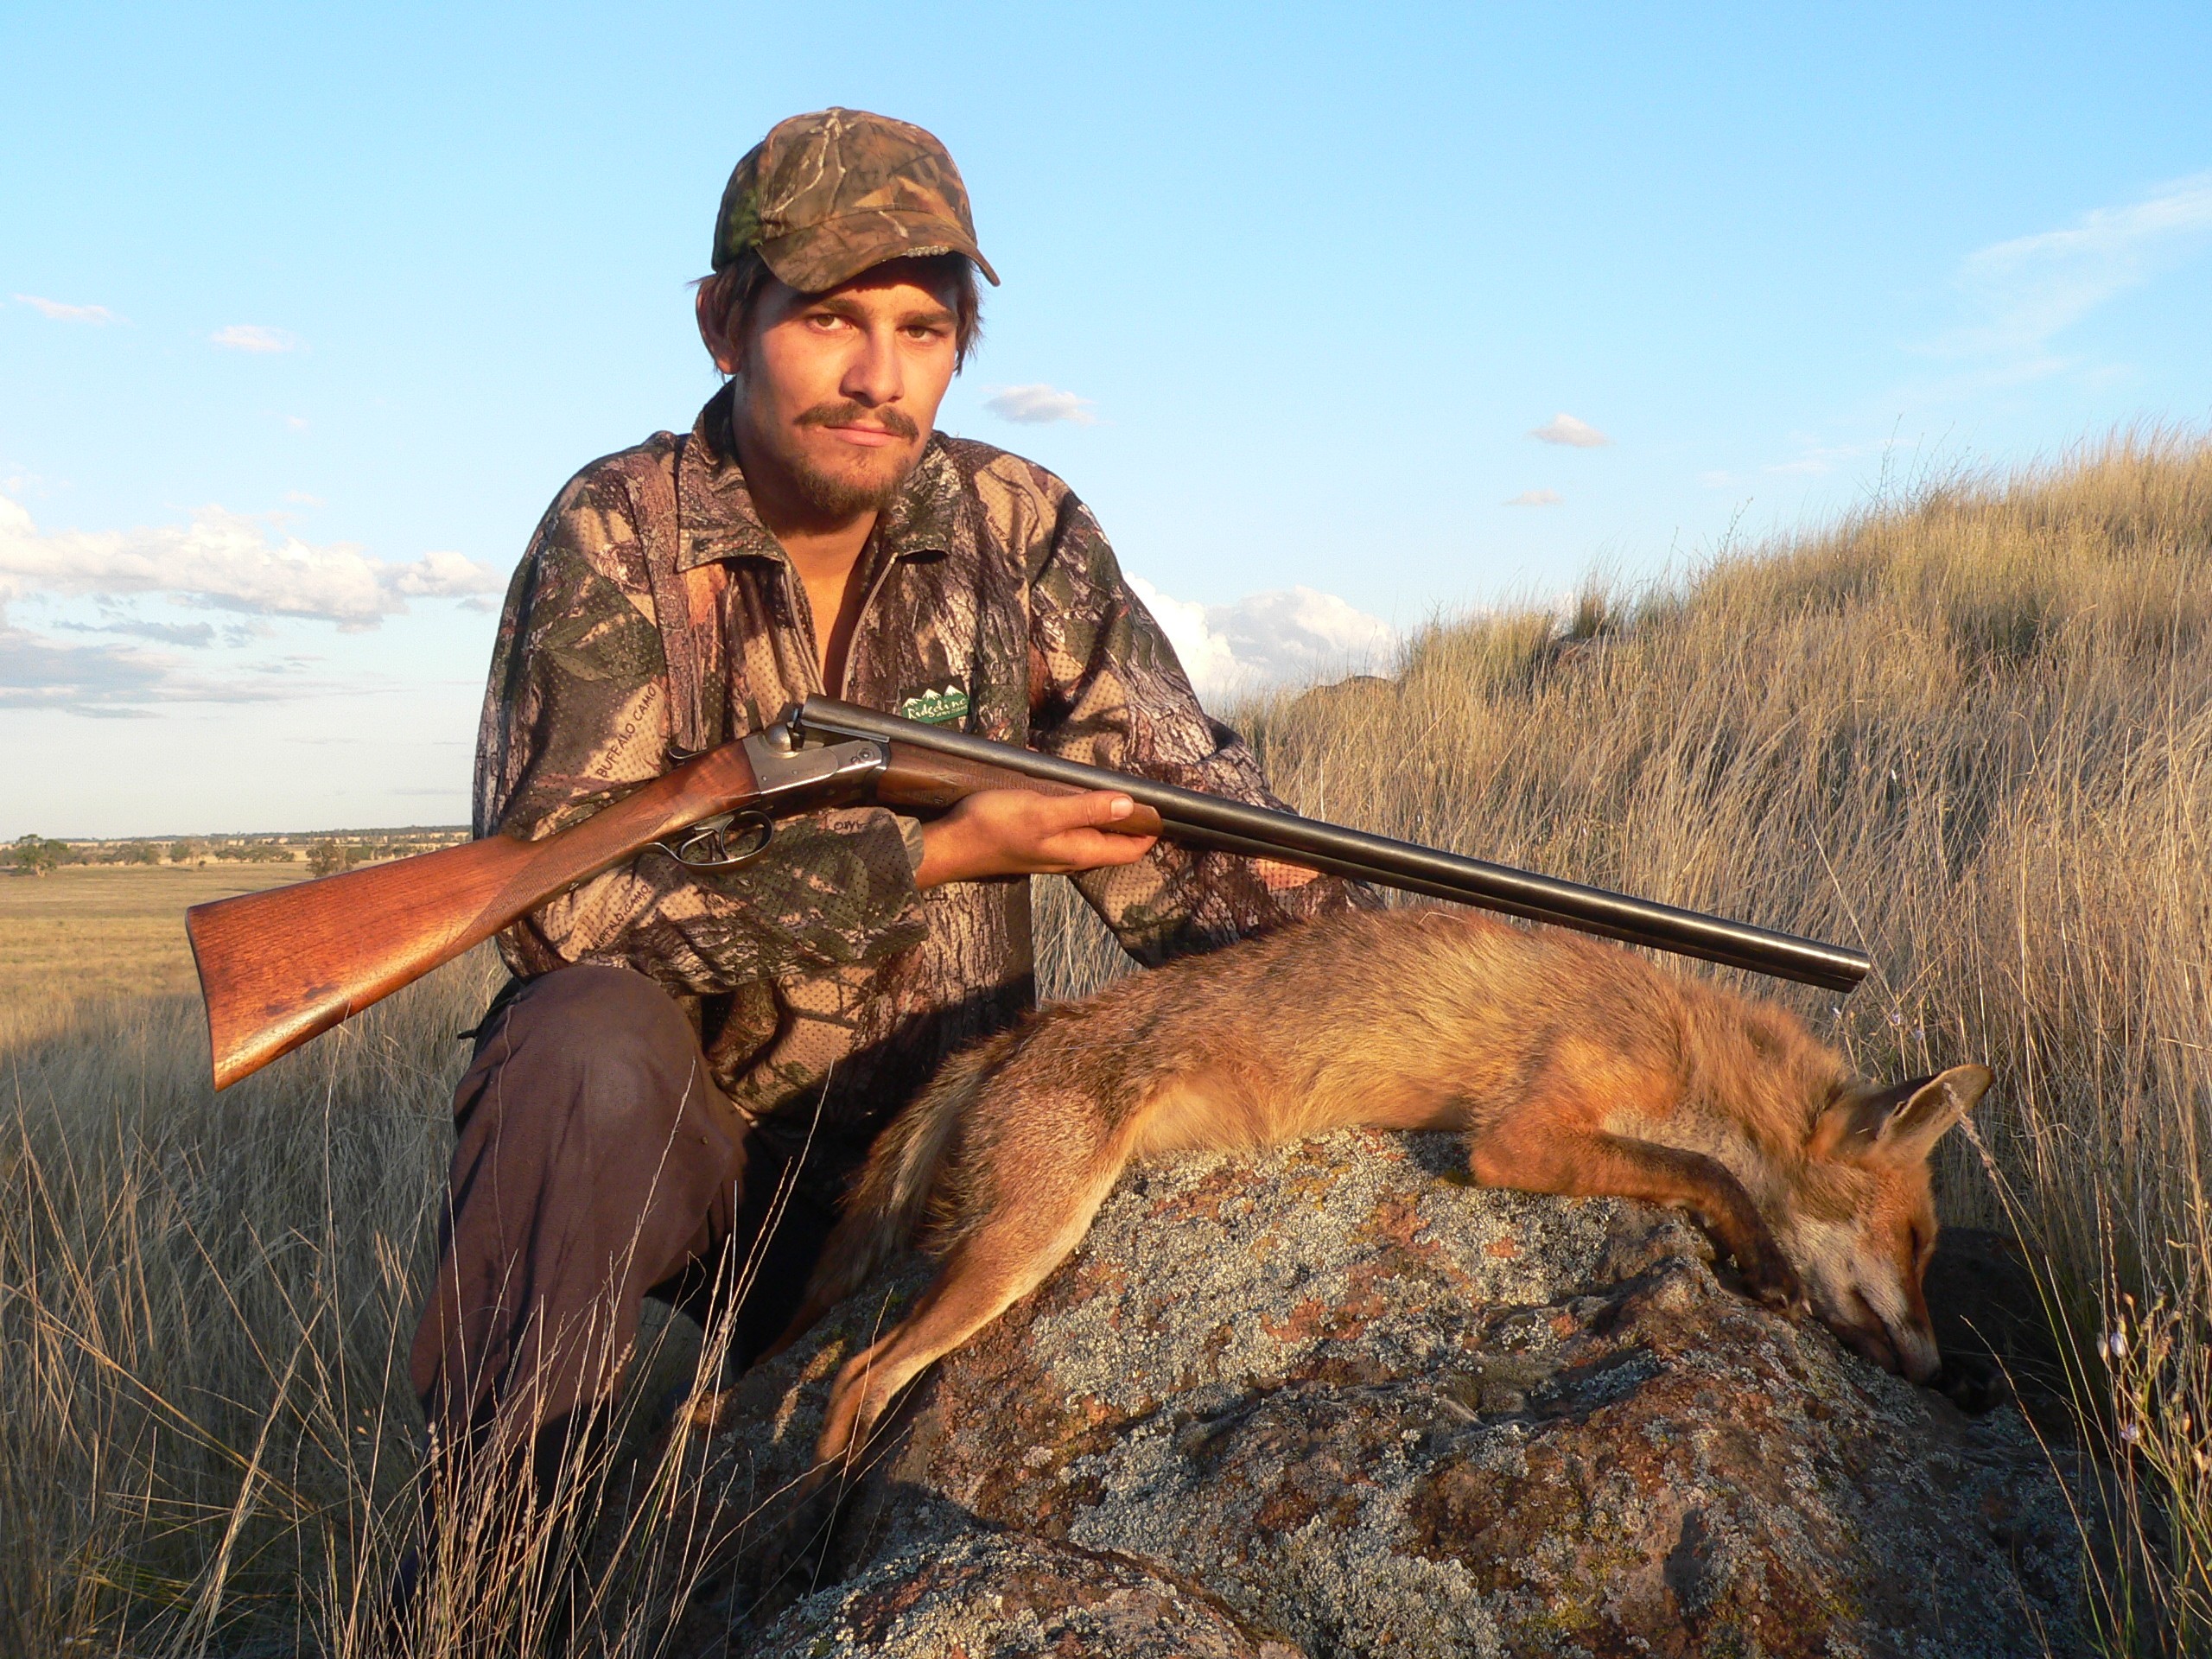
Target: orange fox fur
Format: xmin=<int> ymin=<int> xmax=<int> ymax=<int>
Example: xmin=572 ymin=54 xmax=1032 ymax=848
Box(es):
xmin=786 ymin=906 xmax=1991 ymax=1468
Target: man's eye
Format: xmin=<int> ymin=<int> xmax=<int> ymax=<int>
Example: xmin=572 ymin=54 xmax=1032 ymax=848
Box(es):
xmin=806 ymin=313 xmax=847 ymax=331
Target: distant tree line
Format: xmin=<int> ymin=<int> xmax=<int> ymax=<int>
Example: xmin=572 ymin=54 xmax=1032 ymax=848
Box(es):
xmin=6 ymin=836 xmax=276 ymax=873
xmin=9 ymin=834 xmax=68 ymax=876
xmin=7 ymin=829 xmax=468 ymax=876
xmin=307 ymin=840 xmax=371 ymax=876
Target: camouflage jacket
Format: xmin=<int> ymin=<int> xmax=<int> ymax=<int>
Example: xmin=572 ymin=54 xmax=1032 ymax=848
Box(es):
xmin=475 ymin=385 xmax=1361 ymax=1187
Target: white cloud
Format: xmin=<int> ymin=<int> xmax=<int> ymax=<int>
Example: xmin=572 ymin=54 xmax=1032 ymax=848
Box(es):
xmin=1127 ymin=576 xmax=1395 ymax=702
xmin=0 ymin=494 xmax=500 ymax=627
xmin=58 ymin=618 xmax=241 ymax=648
xmin=1528 ymin=413 xmax=1611 ymax=448
xmin=1940 ymin=171 xmax=2212 ymax=367
xmin=15 ymin=294 xmax=117 ymax=324
xmin=0 ymin=619 xmax=358 ymax=714
xmin=388 ymin=549 xmax=497 ymax=599
xmin=0 ymin=626 xmax=169 ymax=710
xmin=1127 ymin=578 xmax=1240 ymax=696
xmin=983 ymin=384 xmax=1096 ymax=425
xmin=1503 ymin=488 xmax=1562 ymax=506
xmin=1764 ymin=439 xmax=1878 ymax=477
xmin=213 ymin=323 xmax=300 ymax=353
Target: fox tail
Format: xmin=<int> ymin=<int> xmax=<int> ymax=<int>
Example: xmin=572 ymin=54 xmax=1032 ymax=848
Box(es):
xmin=780 ymin=1027 xmax=1020 ymax=1338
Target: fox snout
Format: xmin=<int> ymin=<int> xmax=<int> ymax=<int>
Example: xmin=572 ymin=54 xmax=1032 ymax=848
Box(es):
xmin=1817 ymin=1287 xmax=1942 ymax=1384
xmin=1782 ymin=1215 xmax=1944 ymax=1383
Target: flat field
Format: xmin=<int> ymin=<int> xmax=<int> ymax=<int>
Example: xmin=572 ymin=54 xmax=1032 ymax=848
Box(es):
xmin=0 ymin=865 xmax=307 ymax=1033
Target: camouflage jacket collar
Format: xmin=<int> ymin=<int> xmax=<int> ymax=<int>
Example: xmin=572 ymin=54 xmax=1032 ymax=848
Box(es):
xmin=674 ymin=385 xmax=974 ymax=575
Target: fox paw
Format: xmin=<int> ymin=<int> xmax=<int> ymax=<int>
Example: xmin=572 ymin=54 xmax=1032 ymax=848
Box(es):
xmin=656 ymin=1383 xmax=741 ymax=1435
xmin=1734 ymin=1249 xmax=1809 ymax=1318
xmin=1936 ymin=1353 xmax=2009 ymax=1414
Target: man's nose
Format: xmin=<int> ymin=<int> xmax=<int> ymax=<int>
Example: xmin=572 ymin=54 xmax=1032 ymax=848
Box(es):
xmin=840 ymin=325 xmax=904 ymax=408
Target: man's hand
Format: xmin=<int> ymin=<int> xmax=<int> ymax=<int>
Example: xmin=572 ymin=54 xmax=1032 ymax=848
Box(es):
xmin=915 ymin=789 xmax=1157 ymax=889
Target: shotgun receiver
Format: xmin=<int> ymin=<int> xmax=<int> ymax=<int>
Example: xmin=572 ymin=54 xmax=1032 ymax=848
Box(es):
xmin=187 ymin=696 xmax=1872 ymax=1090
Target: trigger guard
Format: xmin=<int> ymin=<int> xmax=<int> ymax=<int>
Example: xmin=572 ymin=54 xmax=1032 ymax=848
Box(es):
xmin=660 ymin=810 xmax=775 ymax=871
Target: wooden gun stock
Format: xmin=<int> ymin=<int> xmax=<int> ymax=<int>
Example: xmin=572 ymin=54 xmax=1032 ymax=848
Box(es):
xmin=188 ymin=742 xmax=764 ymax=1090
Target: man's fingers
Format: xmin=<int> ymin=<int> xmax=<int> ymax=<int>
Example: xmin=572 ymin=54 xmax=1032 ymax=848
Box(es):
xmin=1107 ymin=832 xmax=1158 ymax=864
xmin=918 ymin=790 xmax=1158 ymax=887
xmin=1033 ymin=789 xmax=1137 ymax=832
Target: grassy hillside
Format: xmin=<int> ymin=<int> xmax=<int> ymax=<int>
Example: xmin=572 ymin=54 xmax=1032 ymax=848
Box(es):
xmin=5 ymin=434 xmax=2209 ymax=1654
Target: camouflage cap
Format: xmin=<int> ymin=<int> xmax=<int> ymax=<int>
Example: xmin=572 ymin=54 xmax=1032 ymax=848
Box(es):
xmin=712 ymin=107 xmax=1001 ymax=291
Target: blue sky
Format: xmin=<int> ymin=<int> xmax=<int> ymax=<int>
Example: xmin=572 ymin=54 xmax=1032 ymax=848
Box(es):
xmin=5 ymin=2 xmax=2209 ymax=836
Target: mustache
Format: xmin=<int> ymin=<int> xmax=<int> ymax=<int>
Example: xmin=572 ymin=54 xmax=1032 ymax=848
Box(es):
xmin=795 ymin=401 xmax=920 ymax=442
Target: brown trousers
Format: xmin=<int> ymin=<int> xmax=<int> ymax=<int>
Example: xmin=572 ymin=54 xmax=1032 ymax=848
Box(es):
xmin=408 ymin=964 xmax=836 ymax=1461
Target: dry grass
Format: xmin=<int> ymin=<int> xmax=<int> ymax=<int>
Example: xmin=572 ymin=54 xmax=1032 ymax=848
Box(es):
xmin=0 ymin=963 xmax=486 ymax=1656
xmin=3 ymin=430 xmax=2209 ymax=1654
xmin=0 ymin=947 xmax=757 ymax=1657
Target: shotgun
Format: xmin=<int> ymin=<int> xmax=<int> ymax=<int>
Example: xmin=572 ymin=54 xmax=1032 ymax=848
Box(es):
xmin=187 ymin=696 xmax=1872 ymax=1090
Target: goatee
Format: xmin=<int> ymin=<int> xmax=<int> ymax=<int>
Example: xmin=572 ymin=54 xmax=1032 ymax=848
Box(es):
xmin=784 ymin=399 xmax=925 ymax=518
xmin=787 ymin=454 xmax=914 ymax=518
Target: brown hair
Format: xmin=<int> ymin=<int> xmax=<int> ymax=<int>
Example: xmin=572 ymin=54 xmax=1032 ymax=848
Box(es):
xmin=696 ymin=250 xmax=984 ymax=373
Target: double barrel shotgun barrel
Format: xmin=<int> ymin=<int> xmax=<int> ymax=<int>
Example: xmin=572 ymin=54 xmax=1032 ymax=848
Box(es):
xmin=186 ymin=698 xmax=1872 ymax=1090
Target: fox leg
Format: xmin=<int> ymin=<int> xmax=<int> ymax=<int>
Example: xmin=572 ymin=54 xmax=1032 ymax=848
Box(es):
xmin=810 ymin=1123 xmax=1136 ymax=1471
xmin=1465 ymin=1121 xmax=1807 ymax=1312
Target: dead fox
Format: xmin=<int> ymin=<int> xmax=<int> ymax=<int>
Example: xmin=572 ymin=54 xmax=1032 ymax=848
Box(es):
xmin=787 ymin=906 xmax=1990 ymax=1468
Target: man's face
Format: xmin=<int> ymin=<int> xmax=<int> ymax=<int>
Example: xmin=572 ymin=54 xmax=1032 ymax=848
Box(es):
xmin=715 ymin=259 xmax=962 ymax=520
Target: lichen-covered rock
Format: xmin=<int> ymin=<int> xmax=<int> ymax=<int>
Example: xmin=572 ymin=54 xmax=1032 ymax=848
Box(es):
xmin=744 ymin=1531 xmax=1306 ymax=1657
xmin=670 ymin=1131 xmax=2082 ymax=1657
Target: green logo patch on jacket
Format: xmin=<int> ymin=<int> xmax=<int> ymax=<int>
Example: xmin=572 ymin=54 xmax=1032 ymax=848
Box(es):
xmin=898 ymin=684 xmax=971 ymax=727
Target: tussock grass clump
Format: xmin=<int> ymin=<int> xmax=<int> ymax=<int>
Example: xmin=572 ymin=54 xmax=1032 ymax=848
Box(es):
xmin=1 ymin=966 xmax=490 ymax=1655
xmin=1 ymin=957 xmax=764 ymax=1657
xmin=5 ymin=431 xmax=2210 ymax=1654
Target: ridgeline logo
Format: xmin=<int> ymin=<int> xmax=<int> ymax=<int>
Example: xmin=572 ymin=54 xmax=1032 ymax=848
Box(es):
xmin=898 ymin=684 xmax=971 ymax=728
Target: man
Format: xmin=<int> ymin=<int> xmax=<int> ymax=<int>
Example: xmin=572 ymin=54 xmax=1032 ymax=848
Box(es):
xmin=411 ymin=107 xmax=1360 ymax=1493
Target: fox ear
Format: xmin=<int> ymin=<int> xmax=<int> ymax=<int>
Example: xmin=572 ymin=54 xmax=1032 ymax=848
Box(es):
xmin=1814 ymin=1064 xmax=1993 ymax=1162
xmin=1878 ymin=1064 xmax=1993 ymax=1160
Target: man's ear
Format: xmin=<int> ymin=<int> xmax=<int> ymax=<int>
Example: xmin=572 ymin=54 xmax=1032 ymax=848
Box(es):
xmin=695 ymin=285 xmax=741 ymax=377
xmin=1812 ymin=1064 xmax=1993 ymax=1163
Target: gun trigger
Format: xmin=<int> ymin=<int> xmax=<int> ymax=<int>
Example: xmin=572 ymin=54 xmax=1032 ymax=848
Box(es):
xmin=653 ymin=733 xmax=884 ymax=874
